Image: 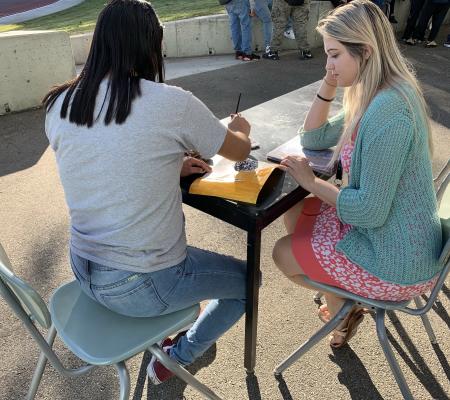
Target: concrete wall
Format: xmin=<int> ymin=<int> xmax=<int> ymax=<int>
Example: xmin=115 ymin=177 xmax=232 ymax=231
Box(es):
xmin=70 ymin=0 xmax=448 ymax=65
xmin=0 ymin=30 xmax=75 ymax=115
xmin=70 ymin=2 xmax=332 ymax=65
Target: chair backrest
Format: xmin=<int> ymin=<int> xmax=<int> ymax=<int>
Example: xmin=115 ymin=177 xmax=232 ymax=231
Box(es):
xmin=0 ymin=243 xmax=51 ymax=329
xmin=421 ymin=164 xmax=450 ymax=311
xmin=437 ymin=161 xmax=450 ymax=265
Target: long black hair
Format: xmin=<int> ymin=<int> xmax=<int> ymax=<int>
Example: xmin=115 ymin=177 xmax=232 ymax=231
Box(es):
xmin=43 ymin=0 xmax=164 ymax=126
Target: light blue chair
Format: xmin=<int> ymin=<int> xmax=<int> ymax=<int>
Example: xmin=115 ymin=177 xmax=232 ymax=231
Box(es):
xmin=274 ymin=160 xmax=450 ymax=400
xmin=0 ymin=247 xmax=222 ymax=400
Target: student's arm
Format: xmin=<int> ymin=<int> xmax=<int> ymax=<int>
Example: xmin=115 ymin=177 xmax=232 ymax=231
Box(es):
xmin=303 ymin=71 xmax=338 ymax=131
xmin=217 ymin=114 xmax=251 ymax=161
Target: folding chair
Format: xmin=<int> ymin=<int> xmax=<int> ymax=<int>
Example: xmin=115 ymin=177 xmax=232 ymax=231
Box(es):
xmin=0 ymin=246 xmax=222 ymax=400
xmin=274 ymin=162 xmax=450 ymax=400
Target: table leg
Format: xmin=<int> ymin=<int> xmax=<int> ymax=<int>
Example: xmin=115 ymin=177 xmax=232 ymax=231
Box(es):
xmin=244 ymin=226 xmax=262 ymax=374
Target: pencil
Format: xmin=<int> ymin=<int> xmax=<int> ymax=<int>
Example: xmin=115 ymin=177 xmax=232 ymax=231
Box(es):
xmin=235 ymin=92 xmax=242 ymax=114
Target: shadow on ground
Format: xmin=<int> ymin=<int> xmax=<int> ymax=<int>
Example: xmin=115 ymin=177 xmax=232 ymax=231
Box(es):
xmin=132 ymin=344 xmax=217 ymax=400
xmin=0 ymin=108 xmax=47 ymax=177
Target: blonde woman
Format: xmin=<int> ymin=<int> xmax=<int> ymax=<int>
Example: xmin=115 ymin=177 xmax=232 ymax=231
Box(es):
xmin=273 ymin=0 xmax=442 ymax=347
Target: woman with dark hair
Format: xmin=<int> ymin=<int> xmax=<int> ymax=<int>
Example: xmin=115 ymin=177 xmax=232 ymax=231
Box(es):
xmin=45 ymin=0 xmax=251 ymax=385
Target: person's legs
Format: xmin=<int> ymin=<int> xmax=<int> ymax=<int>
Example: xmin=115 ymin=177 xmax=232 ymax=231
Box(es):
xmin=162 ymin=247 xmax=247 ymax=365
xmin=291 ymin=0 xmax=312 ymax=58
xmin=254 ymin=0 xmax=273 ymax=49
xmin=283 ymin=199 xmax=305 ymax=234
xmin=237 ymin=0 xmax=253 ymax=55
xmin=225 ymin=2 xmax=243 ymax=54
xmin=273 ymin=234 xmax=346 ymax=313
xmin=389 ymin=0 xmax=396 ymax=17
xmin=272 ymin=236 xmax=357 ymax=347
xmin=445 ymin=32 xmax=450 ymax=47
xmin=427 ymin=3 xmax=450 ymax=42
xmin=413 ymin=0 xmax=434 ymax=41
xmin=70 ymin=247 xmax=247 ymax=366
xmin=402 ymin=0 xmax=426 ymax=40
xmin=270 ymin=0 xmax=290 ymax=51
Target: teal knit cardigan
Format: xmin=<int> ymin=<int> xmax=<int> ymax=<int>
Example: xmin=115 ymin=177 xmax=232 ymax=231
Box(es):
xmin=300 ymin=86 xmax=442 ymax=285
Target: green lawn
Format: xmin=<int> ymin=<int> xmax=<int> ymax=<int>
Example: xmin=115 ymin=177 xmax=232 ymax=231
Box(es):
xmin=0 ymin=0 xmax=226 ymax=34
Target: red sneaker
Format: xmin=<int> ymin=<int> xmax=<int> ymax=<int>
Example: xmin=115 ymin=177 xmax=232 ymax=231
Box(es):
xmin=147 ymin=337 xmax=175 ymax=385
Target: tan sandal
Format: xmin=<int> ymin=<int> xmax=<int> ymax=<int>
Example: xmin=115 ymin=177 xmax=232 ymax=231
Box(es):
xmin=329 ymin=308 xmax=366 ymax=348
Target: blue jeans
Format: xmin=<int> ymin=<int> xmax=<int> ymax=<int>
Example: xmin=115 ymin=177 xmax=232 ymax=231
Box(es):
xmin=226 ymin=0 xmax=252 ymax=54
xmin=254 ymin=0 xmax=273 ymax=48
xmin=70 ymin=247 xmax=247 ymax=365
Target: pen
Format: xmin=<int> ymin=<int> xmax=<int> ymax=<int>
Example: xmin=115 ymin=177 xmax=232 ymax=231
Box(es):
xmin=235 ymin=92 xmax=242 ymax=114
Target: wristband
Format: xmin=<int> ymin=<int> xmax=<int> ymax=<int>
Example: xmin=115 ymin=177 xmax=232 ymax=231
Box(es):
xmin=316 ymin=93 xmax=335 ymax=102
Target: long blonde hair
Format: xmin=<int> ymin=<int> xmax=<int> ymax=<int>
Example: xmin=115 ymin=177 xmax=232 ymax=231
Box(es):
xmin=316 ymin=0 xmax=432 ymax=161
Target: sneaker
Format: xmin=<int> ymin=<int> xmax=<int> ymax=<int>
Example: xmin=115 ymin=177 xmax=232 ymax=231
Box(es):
xmin=405 ymin=38 xmax=416 ymax=46
xmin=300 ymin=49 xmax=313 ymax=60
xmin=283 ymin=28 xmax=295 ymax=40
xmin=389 ymin=15 xmax=398 ymax=23
xmin=263 ymin=48 xmax=280 ymax=60
xmin=444 ymin=35 xmax=450 ymax=48
xmin=242 ymin=53 xmax=260 ymax=61
xmin=235 ymin=51 xmax=244 ymax=60
xmin=147 ymin=338 xmax=175 ymax=385
xmin=425 ymin=40 xmax=437 ymax=48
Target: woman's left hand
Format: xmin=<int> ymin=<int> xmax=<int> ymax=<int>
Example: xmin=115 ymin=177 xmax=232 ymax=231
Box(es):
xmin=181 ymin=157 xmax=212 ymax=177
xmin=279 ymin=155 xmax=316 ymax=190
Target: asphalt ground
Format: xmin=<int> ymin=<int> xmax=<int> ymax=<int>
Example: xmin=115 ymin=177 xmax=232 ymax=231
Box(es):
xmin=0 ymin=31 xmax=449 ymax=400
xmin=0 ymin=0 xmax=58 ymax=17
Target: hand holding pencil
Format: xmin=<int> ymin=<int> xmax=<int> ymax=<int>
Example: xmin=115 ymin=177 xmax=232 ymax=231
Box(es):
xmin=228 ymin=113 xmax=251 ymax=136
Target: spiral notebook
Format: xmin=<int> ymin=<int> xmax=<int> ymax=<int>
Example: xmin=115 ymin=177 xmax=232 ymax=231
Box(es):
xmin=266 ymin=136 xmax=335 ymax=175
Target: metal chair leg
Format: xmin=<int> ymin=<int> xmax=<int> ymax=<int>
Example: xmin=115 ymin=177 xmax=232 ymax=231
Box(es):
xmin=413 ymin=297 xmax=437 ymax=344
xmin=148 ymin=344 xmax=222 ymax=400
xmin=375 ymin=309 xmax=414 ymax=400
xmin=26 ymin=324 xmax=57 ymax=400
xmin=114 ymin=362 xmax=130 ymax=400
xmin=274 ymin=299 xmax=355 ymax=376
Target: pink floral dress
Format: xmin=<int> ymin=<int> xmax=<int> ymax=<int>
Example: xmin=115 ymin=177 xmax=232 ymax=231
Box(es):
xmin=291 ymin=142 xmax=438 ymax=301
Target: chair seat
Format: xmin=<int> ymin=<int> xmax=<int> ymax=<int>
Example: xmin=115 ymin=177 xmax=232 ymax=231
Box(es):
xmin=49 ymin=281 xmax=199 ymax=366
xmin=302 ymin=276 xmax=412 ymax=311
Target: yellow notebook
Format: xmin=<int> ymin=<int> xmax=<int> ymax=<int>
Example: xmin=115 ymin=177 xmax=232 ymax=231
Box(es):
xmin=189 ymin=156 xmax=283 ymax=205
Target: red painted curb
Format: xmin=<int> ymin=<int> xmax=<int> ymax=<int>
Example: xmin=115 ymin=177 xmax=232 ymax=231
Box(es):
xmin=0 ymin=0 xmax=59 ymax=18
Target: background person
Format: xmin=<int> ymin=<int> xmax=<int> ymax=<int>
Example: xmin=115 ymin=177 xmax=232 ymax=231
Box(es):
xmin=223 ymin=0 xmax=260 ymax=60
xmin=272 ymin=0 xmax=442 ymax=347
xmin=412 ymin=0 xmax=450 ymax=47
xmin=265 ymin=0 xmax=313 ymax=60
xmin=250 ymin=0 xmax=273 ymax=55
xmin=402 ymin=0 xmax=427 ymax=44
xmin=44 ymin=0 xmax=252 ymax=385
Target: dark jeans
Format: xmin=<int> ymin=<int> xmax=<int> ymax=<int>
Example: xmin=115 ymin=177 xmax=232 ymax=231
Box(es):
xmin=413 ymin=0 xmax=450 ymax=41
xmin=402 ymin=0 xmax=426 ymax=40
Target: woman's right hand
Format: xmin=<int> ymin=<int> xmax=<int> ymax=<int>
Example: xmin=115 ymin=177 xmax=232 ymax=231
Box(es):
xmin=228 ymin=114 xmax=251 ymax=136
xmin=324 ymin=68 xmax=338 ymax=88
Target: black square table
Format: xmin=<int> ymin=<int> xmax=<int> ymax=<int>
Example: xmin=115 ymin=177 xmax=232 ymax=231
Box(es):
xmin=181 ymin=166 xmax=308 ymax=374
xmin=181 ymin=82 xmax=341 ymax=373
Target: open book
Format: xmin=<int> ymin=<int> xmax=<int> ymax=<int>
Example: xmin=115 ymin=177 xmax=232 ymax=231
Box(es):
xmin=266 ymin=136 xmax=335 ymax=175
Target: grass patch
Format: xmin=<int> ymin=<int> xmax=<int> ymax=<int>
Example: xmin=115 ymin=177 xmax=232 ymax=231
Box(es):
xmin=2 ymin=0 xmax=226 ymax=34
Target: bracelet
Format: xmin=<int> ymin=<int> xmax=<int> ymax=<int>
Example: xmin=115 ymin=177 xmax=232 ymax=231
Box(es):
xmin=323 ymin=77 xmax=337 ymax=87
xmin=316 ymin=93 xmax=335 ymax=102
